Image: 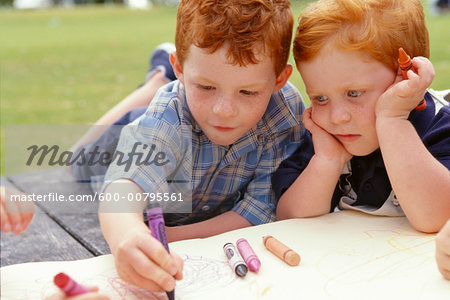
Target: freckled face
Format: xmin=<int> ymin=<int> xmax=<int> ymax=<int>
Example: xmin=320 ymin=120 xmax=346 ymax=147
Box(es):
xmin=298 ymin=46 xmax=396 ymax=156
xmin=173 ymin=45 xmax=284 ymax=146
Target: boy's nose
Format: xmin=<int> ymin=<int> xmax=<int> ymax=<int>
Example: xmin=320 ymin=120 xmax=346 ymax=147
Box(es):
xmin=330 ymin=102 xmax=351 ymax=124
xmin=212 ymin=96 xmax=238 ymax=118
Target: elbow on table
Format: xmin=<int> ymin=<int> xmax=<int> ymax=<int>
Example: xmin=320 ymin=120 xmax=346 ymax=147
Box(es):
xmin=402 ymin=199 xmax=450 ymax=233
xmin=408 ymin=216 xmax=447 ymax=234
xmin=276 ymin=204 xmax=327 ymax=221
xmin=276 ymin=209 xmax=298 ymax=221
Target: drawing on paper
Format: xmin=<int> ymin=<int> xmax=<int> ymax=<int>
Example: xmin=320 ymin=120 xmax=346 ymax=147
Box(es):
xmin=316 ymin=227 xmax=435 ymax=298
xmin=177 ymin=254 xmax=237 ymax=293
xmin=0 ymin=255 xmax=237 ymax=300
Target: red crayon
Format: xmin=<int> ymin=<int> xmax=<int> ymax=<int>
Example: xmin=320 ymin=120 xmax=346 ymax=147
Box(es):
xmin=398 ymin=47 xmax=426 ymax=111
xmin=54 ymin=272 xmax=90 ymax=296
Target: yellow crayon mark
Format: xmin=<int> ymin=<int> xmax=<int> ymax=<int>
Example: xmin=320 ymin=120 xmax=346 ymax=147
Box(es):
xmin=261 ymin=285 xmax=273 ymax=296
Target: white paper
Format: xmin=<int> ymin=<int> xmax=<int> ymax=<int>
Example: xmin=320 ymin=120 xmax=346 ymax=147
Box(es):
xmin=2 ymin=211 xmax=450 ymax=299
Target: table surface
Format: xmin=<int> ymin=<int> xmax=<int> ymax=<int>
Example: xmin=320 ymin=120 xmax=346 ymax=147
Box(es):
xmin=1 ymin=168 xmax=110 ymax=267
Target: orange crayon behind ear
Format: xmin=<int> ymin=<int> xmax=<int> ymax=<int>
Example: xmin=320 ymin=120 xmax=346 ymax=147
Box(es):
xmin=398 ymin=48 xmax=426 ymax=111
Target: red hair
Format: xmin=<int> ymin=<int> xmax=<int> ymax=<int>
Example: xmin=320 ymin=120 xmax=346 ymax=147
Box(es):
xmin=293 ymin=0 xmax=429 ymax=72
xmin=175 ymin=0 xmax=293 ymax=76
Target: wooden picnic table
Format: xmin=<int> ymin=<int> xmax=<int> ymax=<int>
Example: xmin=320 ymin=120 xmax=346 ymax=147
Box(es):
xmin=1 ymin=168 xmax=110 ymax=267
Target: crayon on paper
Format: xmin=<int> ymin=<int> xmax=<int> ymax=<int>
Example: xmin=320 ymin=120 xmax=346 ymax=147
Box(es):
xmin=223 ymin=242 xmax=248 ymax=277
xmin=54 ymin=272 xmax=89 ymax=296
xmin=236 ymin=238 xmax=261 ymax=272
xmin=263 ymin=235 xmax=300 ymax=266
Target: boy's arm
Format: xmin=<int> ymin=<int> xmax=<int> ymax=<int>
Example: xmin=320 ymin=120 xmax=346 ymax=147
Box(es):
xmin=277 ymin=155 xmax=344 ymax=219
xmin=99 ymin=179 xmax=183 ymax=292
xmin=376 ymin=116 xmax=450 ymax=232
xmin=276 ymin=108 xmax=352 ymax=219
xmin=376 ymin=57 xmax=450 ymax=233
xmin=166 ymin=211 xmax=251 ymax=242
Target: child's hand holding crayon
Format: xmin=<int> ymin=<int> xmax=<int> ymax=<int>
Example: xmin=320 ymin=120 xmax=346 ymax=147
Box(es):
xmin=108 ymin=221 xmax=183 ymax=292
xmin=375 ymin=55 xmax=435 ymax=121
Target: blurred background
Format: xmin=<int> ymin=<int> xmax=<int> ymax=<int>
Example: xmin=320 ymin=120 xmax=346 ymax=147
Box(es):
xmin=0 ymin=0 xmax=449 ymax=172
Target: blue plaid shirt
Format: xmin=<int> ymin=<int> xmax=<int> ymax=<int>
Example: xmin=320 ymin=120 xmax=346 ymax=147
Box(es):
xmin=103 ymin=80 xmax=306 ymax=226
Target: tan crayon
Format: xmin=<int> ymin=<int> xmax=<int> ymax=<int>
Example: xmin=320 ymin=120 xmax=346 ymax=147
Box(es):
xmin=262 ymin=235 xmax=300 ymax=266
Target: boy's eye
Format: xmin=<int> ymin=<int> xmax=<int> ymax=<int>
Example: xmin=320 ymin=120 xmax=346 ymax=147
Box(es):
xmin=240 ymin=90 xmax=258 ymax=96
xmin=312 ymin=95 xmax=328 ymax=103
xmin=347 ymin=90 xmax=361 ymax=97
xmin=198 ymin=85 xmax=215 ymax=91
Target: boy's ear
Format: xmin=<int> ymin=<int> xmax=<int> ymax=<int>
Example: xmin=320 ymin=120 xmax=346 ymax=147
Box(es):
xmin=273 ymin=64 xmax=293 ymax=93
xmin=170 ymin=52 xmax=184 ymax=83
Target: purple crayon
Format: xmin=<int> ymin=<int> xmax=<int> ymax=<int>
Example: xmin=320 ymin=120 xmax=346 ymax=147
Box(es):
xmin=54 ymin=272 xmax=89 ymax=296
xmin=236 ymin=238 xmax=261 ymax=272
xmin=146 ymin=206 xmax=174 ymax=300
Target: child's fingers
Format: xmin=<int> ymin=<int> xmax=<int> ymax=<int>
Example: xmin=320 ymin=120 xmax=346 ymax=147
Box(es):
xmin=412 ymin=57 xmax=435 ymax=74
xmin=138 ymin=237 xmax=178 ymax=291
xmin=0 ymin=201 xmax=12 ymax=233
xmin=173 ymin=253 xmax=184 ymax=280
xmin=4 ymin=200 xmax=30 ymax=235
xmin=138 ymin=236 xmax=178 ymax=277
xmin=0 ymin=187 xmax=34 ymax=234
xmin=128 ymin=249 xmax=174 ymax=292
xmin=395 ymin=57 xmax=434 ymax=99
xmin=403 ymin=70 xmax=426 ymax=94
xmin=3 ymin=201 xmax=24 ymax=235
xmin=412 ymin=57 xmax=435 ymax=85
xmin=10 ymin=214 xmax=26 ymax=235
xmin=113 ymin=231 xmax=173 ymax=291
xmin=14 ymin=199 xmax=34 ymax=234
xmin=114 ymin=248 xmax=165 ymax=293
xmin=392 ymin=69 xmax=426 ymax=107
xmin=113 ymin=228 xmax=179 ymax=292
xmin=125 ymin=266 xmax=166 ymax=293
xmin=20 ymin=212 xmax=34 ymax=233
xmin=436 ymin=250 xmax=450 ymax=280
xmin=5 ymin=211 xmax=33 ymax=235
xmin=83 ymin=286 xmax=100 ymax=292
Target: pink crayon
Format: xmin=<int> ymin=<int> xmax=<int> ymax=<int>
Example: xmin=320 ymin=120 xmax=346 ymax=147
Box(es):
xmin=54 ymin=272 xmax=90 ymax=296
xmin=236 ymin=238 xmax=261 ymax=272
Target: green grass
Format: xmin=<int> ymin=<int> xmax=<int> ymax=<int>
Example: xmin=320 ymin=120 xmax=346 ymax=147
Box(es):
xmin=0 ymin=5 xmax=177 ymax=173
xmin=1 ymin=2 xmax=449 ymax=173
xmin=0 ymin=5 xmax=177 ymax=125
xmin=425 ymin=12 xmax=450 ymax=90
